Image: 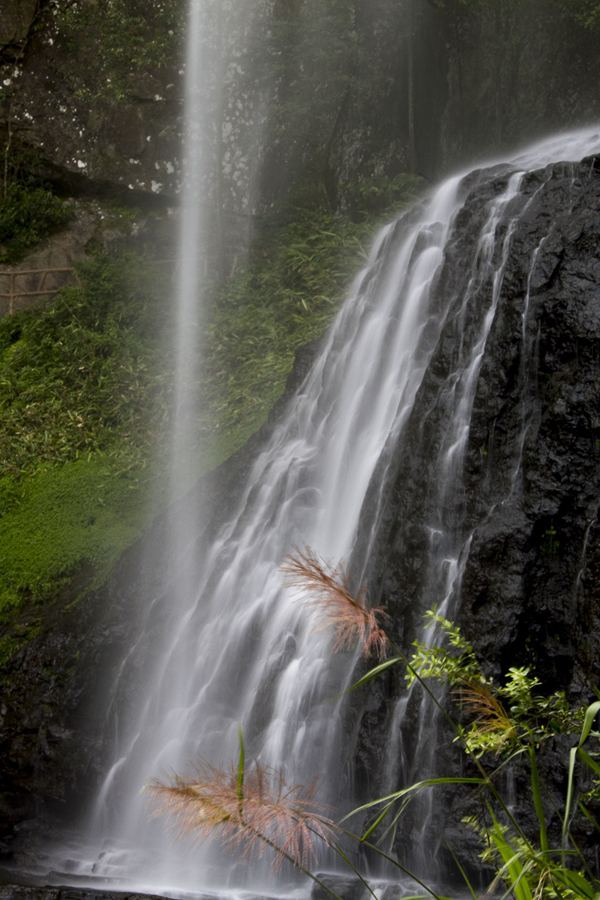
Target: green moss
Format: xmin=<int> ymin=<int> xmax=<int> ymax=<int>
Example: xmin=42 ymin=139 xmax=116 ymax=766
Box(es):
xmin=0 ymin=456 xmax=147 ymax=615
xmin=0 ymin=183 xmax=73 ymax=264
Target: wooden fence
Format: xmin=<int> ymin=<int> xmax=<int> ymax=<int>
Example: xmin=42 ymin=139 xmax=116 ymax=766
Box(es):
xmin=0 ymin=267 xmax=80 ymax=315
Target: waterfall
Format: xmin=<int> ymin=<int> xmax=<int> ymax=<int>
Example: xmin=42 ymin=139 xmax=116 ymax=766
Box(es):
xmin=52 ymin=125 xmax=595 ymax=898
xmin=25 ymin=33 xmax=599 ymax=875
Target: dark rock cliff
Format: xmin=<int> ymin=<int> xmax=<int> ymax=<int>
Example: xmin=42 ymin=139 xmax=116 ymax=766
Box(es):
xmin=366 ymin=156 xmax=600 ymax=687
xmin=3 ymin=1 xmax=600 ymax=216
xmin=353 ymin=155 xmax=600 ymax=875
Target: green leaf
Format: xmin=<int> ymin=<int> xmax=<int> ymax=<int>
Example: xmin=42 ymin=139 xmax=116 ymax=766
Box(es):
xmin=553 ymin=867 xmax=597 ymax=898
xmin=342 ymin=777 xmax=486 ymax=822
xmin=351 ymin=656 xmax=402 ymax=691
xmin=527 ymin=745 xmax=548 ymax=852
xmin=488 ymin=820 xmax=533 ymax=900
xmin=578 ymin=747 xmax=600 ymax=777
xmin=580 ymin=701 xmax=600 ymax=746
xmin=443 ymin=841 xmax=478 ymax=899
xmin=563 ymin=745 xmax=579 ymax=846
xmin=360 ymin=802 xmax=395 ymax=841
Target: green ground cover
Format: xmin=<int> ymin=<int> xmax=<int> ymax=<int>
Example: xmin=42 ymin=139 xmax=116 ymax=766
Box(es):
xmin=0 ymin=176 xmax=423 ymax=665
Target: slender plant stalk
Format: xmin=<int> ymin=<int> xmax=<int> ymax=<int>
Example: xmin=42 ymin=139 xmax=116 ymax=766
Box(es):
xmin=248 ymin=826 xmax=344 ymax=900
xmin=338 ymin=825 xmax=451 ymax=900
xmin=528 ymin=744 xmax=548 ymax=853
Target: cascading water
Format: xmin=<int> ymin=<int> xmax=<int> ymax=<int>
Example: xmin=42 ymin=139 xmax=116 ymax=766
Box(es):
xmin=72 ymin=166 xmax=466 ymax=897
xmin=66 ymin=127 xmax=598 ymax=897
xmin=31 ymin=97 xmax=600 ymax=896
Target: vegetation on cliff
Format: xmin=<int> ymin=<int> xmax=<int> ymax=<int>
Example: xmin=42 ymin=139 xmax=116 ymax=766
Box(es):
xmin=0 ymin=176 xmax=422 ymax=668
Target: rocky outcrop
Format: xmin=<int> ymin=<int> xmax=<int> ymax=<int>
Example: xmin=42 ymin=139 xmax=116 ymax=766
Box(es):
xmin=354 ymin=155 xmax=600 ymax=875
xmin=0 ymin=1 xmax=37 ymax=61
xmin=0 ymin=886 xmax=177 ymax=900
xmin=4 ymin=1 xmax=599 ymax=221
xmin=370 ymin=156 xmax=600 ymax=684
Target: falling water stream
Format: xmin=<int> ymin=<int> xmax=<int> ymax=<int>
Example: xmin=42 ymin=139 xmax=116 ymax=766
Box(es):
xmin=30 ymin=125 xmax=594 ymax=900
xmin=24 ymin=4 xmax=600 ymax=892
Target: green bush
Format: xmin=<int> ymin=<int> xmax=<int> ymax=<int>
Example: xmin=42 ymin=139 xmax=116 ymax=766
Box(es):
xmin=0 ymin=183 xmax=73 ymax=264
xmin=0 ymin=253 xmax=170 ymax=654
xmin=0 ymin=254 xmax=170 ymax=475
xmin=56 ymin=0 xmax=183 ymax=104
xmin=203 ymin=207 xmax=376 ymax=451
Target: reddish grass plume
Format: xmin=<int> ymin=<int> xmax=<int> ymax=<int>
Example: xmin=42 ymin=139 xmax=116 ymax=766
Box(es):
xmin=282 ymin=547 xmax=390 ymax=661
xmin=149 ymin=760 xmax=336 ymax=871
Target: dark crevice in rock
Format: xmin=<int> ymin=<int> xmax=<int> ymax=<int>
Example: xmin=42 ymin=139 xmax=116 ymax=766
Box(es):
xmin=1 ymin=135 xmax=176 ymax=211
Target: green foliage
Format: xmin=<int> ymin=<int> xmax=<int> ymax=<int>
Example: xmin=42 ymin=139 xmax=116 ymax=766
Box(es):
xmin=407 ymin=610 xmax=585 ymax=757
xmin=0 ymin=254 xmax=170 ymax=475
xmin=202 ymin=208 xmax=378 ymax=451
xmin=365 ymin=611 xmax=600 ymax=898
xmin=53 ymin=0 xmax=183 ymax=103
xmin=0 ymin=454 xmax=149 ymax=671
xmin=343 ymin=175 xmax=425 ymax=220
xmin=406 ymin=610 xmax=482 ymax=688
xmin=0 ymin=183 xmax=73 ymax=264
xmin=0 ymin=455 xmax=148 ymax=612
xmin=0 ymin=253 xmax=171 ymax=661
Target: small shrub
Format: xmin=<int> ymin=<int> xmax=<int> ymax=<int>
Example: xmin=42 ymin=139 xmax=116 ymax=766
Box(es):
xmin=0 ymin=183 xmax=73 ymax=264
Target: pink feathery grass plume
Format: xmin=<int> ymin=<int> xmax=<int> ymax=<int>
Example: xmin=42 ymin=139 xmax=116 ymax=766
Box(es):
xmin=281 ymin=547 xmax=390 ymax=661
xmin=148 ymin=760 xmax=337 ymax=872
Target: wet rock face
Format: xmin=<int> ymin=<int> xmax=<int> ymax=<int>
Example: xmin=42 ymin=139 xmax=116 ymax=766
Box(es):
xmin=368 ymin=156 xmax=600 ymax=682
xmin=354 ymin=157 xmax=600 ymax=871
xmin=0 ymin=887 xmax=174 ymax=900
xmin=460 ymin=159 xmax=600 ymax=689
xmin=0 ymin=0 xmax=184 ymax=194
xmin=0 ymin=583 xmax=131 ymax=858
xmin=0 ymin=1 xmax=37 ymax=59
